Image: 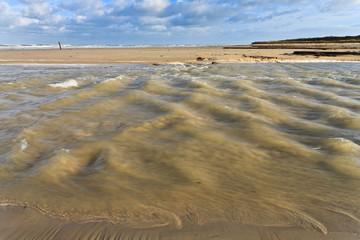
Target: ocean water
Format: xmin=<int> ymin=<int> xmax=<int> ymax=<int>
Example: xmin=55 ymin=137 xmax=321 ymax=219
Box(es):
xmin=0 ymin=63 xmax=360 ymax=237
xmin=0 ymin=44 xmax=206 ymax=50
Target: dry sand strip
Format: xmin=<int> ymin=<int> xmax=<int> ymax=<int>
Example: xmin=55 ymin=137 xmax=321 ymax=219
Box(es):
xmin=1 ymin=46 xmax=360 ymax=64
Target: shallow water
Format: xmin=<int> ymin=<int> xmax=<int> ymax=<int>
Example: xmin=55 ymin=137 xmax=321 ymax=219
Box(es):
xmin=0 ymin=63 xmax=360 ymax=235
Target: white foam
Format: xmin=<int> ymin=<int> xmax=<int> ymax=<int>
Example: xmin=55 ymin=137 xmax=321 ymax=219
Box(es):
xmin=61 ymin=148 xmax=70 ymax=153
xmin=225 ymin=106 xmax=236 ymax=110
xmin=329 ymin=138 xmax=360 ymax=151
xmin=102 ymin=78 xmax=115 ymax=83
xmin=100 ymin=76 xmax=123 ymax=84
xmin=0 ymin=44 xmax=208 ymax=50
xmin=20 ymin=139 xmax=27 ymax=151
xmin=49 ymin=79 xmax=78 ymax=88
xmin=330 ymin=137 xmax=348 ymax=142
xmin=168 ymin=62 xmax=186 ymax=67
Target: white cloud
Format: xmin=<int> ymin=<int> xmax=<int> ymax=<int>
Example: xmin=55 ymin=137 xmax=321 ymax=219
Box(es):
xmin=138 ymin=16 xmax=168 ymax=25
xmin=75 ymin=15 xmax=87 ymax=23
xmin=137 ymin=0 xmax=170 ymax=13
xmin=0 ymin=2 xmax=10 ymax=13
xmin=61 ymin=0 xmax=105 ymax=16
xmin=322 ymin=0 xmax=360 ymax=11
xmin=182 ymin=1 xmax=213 ymax=15
xmin=0 ymin=1 xmax=38 ymax=28
xmin=16 ymin=17 xmax=39 ymax=26
xmin=110 ymin=0 xmax=133 ymax=11
xmin=150 ymin=24 xmax=167 ymax=31
xmin=23 ymin=1 xmax=52 ymax=18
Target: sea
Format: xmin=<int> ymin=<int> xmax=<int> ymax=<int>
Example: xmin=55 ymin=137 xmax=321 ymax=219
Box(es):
xmin=0 ymin=62 xmax=359 ymax=238
xmin=0 ymin=44 xmax=205 ymax=50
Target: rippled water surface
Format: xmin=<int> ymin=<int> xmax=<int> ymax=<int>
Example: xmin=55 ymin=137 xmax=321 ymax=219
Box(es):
xmin=0 ymin=63 xmax=360 ymax=235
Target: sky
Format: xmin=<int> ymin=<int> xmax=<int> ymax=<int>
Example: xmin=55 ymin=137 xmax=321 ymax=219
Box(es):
xmin=0 ymin=0 xmax=360 ymax=45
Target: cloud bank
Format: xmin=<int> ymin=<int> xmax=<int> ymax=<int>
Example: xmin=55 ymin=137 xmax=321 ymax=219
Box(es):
xmin=1 ymin=0 xmax=360 ymax=44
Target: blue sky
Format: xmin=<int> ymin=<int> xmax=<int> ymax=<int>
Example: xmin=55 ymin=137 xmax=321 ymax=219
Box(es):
xmin=1 ymin=0 xmax=360 ymax=45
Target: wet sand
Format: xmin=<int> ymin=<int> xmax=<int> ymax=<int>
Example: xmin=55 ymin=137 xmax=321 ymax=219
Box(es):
xmin=1 ymin=206 xmax=359 ymax=240
xmin=0 ymin=45 xmax=360 ymax=64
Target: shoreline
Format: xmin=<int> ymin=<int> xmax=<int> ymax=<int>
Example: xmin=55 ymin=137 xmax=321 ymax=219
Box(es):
xmin=1 ymin=46 xmax=360 ymax=64
xmin=0 ymin=59 xmax=353 ymax=67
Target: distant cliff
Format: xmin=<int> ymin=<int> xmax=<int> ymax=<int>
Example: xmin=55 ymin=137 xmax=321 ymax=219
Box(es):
xmin=252 ymin=35 xmax=360 ymax=44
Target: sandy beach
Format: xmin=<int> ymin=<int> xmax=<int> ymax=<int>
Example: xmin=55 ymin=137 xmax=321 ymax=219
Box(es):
xmin=1 ymin=45 xmax=360 ymax=64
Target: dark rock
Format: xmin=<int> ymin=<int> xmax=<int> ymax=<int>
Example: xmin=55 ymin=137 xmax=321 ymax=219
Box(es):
xmin=293 ymin=51 xmax=360 ymax=56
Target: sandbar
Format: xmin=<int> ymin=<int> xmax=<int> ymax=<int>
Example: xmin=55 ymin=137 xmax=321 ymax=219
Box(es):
xmin=1 ymin=45 xmax=360 ymax=64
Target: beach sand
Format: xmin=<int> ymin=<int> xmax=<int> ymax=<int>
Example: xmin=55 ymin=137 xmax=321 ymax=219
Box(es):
xmin=0 ymin=45 xmax=360 ymax=64
xmin=1 ymin=206 xmax=359 ymax=240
